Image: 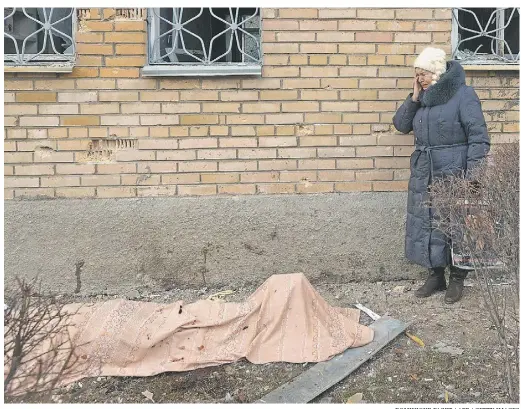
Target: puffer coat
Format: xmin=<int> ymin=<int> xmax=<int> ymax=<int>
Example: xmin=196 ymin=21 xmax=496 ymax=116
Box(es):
xmin=393 ymin=60 xmax=490 ymax=269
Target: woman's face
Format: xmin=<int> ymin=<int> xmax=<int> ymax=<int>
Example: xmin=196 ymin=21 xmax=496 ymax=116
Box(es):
xmin=415 ymin=68 xmax=434 ymax=90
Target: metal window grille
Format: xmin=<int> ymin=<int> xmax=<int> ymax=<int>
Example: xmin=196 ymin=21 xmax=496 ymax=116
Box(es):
xmin=4 ymin=7 xmax=76 ymax=66
xmin=146 ymin=7 xmax=261 ymax=75
xmin=452 ymin=8 xmax=520 ymax=64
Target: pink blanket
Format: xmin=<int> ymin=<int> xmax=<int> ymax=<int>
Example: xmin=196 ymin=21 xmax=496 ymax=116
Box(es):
xmin=5 ymin=273 xmax=373 ymax=395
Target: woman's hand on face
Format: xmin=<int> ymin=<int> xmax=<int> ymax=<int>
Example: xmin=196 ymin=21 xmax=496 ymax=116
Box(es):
xmin=412 ymin=75 xmax=421 ymax=102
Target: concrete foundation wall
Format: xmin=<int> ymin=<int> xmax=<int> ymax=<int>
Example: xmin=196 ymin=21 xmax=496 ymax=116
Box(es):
xmin=4 ymin=192 xmax=423 ymax=295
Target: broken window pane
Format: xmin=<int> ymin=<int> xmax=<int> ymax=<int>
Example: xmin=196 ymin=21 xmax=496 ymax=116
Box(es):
xmin=503 ymin=8 xmax=520 ymax=55
xmin=4 ymin=8 xmax=75 ymax=65
xmin=457 ymin=8 xmax=498 ymax=55
xmin=149 ymin=8 xmax=261 ymax=65
xmin=453 ymin=7 xmax=520 ymax=64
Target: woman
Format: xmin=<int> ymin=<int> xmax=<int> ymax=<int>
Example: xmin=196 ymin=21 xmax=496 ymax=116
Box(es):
xmin=393 ymin=47 xmax=490 ymax=304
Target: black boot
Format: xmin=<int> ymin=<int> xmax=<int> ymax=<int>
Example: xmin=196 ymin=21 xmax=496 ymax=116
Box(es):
xmin=445 ymin=266 xmax=468 ymax=304
xmin=415 ymin=267 xmax=447 ymax=298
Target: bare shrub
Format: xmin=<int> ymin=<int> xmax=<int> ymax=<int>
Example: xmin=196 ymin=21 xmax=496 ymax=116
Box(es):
xmin=429 ymin=143 xmax=519 ymax=401
xmin=4 ymin=278 xmax=88 ymax=401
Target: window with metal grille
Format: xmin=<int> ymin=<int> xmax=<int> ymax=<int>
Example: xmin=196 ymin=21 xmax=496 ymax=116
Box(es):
xmin=4 ymin=8 xmax=75 ymax=67
xmin=452 ymin=8 xmax=520 ymax=65
xmin=143 ymin=8 xmax=262 ymax=76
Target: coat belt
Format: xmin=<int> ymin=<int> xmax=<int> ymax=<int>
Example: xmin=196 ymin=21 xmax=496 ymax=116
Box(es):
xmin=414 ymin=143 xmax=467 ymax=183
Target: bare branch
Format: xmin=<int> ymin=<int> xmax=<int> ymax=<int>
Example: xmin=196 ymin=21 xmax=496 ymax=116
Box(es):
xmin=4 ymin=277 xmax=99 ymax=400
xmin=428 ymin=143 xmax=519 ymax=400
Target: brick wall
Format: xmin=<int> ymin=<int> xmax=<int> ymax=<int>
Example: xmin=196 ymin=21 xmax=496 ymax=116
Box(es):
xmin=4 ymin=8 xmax=519 ymax=199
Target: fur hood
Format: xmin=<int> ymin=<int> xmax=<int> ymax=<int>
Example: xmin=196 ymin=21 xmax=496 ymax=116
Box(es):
xmin=420 ymin=60 xmax=466 ymax=107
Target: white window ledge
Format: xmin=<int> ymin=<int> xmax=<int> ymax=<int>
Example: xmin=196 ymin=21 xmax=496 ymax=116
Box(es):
xmin=461 ymin=64 xmax=519 ymax=71
xmin=141 ymin=64 xmax=262 ymax=77
xmin=4 ymin=64 xmax=74 ymax=73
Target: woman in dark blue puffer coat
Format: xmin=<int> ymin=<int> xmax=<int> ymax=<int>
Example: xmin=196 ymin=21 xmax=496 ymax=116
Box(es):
xmin=393 ymin=47 xmax=490 ymax=304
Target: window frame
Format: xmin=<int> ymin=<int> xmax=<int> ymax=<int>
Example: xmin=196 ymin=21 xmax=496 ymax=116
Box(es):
xmin=142 ymin=7 xmax=263 ymax=77
xmin=451 ymin=7 xmax=520 ymax=67
xmin=3 ymin=7 xmax=77 ymax=71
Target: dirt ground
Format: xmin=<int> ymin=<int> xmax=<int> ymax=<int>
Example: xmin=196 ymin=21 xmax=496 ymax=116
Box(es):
xmin=6 ymin=275 xmax=517 ymax=404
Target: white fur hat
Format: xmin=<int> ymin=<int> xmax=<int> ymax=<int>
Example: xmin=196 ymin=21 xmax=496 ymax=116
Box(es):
xmin=414 ymin=47 xmax=447 ymax=84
